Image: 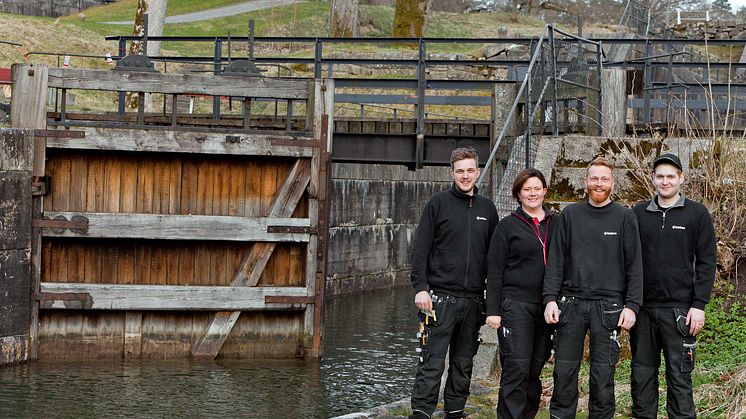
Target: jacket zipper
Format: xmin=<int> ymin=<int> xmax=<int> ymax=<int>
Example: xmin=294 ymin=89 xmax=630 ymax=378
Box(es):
xmin=464 ymin=197 xmax=472 ymax=288
xmin=513 ymin=213 xmax=550 ymax=266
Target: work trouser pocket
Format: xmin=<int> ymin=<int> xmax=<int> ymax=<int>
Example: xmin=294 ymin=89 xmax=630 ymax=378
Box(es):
xmin=498 ymin=298 xmax=513 ymax=356
xmin=674 ymin=308 xmax=696 ymax=373
xmin=600 ymin=301 xmax=623 ymax=366
xmin=428 ymin=291 xmax=449 ymax=327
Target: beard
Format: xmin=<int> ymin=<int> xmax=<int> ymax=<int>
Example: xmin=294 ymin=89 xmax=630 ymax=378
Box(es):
xmin=588 ymin=187 xmax=611 ymax=205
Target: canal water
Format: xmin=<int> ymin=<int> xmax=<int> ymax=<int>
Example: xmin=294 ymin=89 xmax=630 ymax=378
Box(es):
xmin=0 ymin=286 xmax=419 ymax=418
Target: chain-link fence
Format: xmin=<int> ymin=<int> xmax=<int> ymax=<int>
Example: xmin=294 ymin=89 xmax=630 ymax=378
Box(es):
xmin=479 ymin=25 xmax=602 ymax=215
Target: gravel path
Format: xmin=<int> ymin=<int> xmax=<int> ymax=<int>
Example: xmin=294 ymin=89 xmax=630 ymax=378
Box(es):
xmin=103 ymin=0 xmax=303 ymax=25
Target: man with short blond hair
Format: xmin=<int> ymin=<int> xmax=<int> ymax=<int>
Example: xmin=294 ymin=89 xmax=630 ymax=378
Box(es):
xmin=409 ymin=147 xmax=498 ymax=419
xmin=631 ymin=153 xmax=716 ymax=419
xmin=543 ymin=157 xmax=643 ymax=418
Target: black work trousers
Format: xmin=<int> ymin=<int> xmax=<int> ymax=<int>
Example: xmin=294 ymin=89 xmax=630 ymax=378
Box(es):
xmin=411 ymin=292 xmax=482 ymax=418
xmin=549 ymin=297 xmax=623 ymax=419
xmin=630 ymin=307 xmax=697 ymax=419
xmin=496 ymin=299 xmax=551 ymax=419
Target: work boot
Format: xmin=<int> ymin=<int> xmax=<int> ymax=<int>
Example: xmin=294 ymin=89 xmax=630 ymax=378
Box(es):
xmin=408 ymin=410 xmax=430 ymax=419
xmin=444 ymin=409 xmax=465 ymax=419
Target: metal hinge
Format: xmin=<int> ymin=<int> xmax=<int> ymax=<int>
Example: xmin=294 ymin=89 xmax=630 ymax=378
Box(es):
xmin=31 ymin=176 xmax=50 ymax=196
xmin=33 ymin=215 xmax=89 ymax=233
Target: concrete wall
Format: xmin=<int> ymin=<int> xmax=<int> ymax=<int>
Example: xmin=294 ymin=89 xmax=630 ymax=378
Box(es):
xmin=325 ymin=163 xmax=452 ymax=296
xmin=0 ymin=129 xmax=33 ymax=366
xmin=0 ymin=0 xmax=107 ymax=18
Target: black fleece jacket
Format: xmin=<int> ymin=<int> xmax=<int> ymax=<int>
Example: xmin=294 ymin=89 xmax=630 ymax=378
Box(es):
xmin=410 ymin=184 xmax=498 ymax=297
xmin=486 ymin=207 xmax=556 ymax=316
xmin=632 ymin=195 xmax=717 ymax=310
xmin=543 ymin=200 xmax=644 ymax=313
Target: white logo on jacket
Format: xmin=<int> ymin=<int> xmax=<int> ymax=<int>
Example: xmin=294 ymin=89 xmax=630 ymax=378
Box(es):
xmin=603 ymin=231 xmax=618 ymax=236
xmin=476 ymin=216 xmax=487 ymax=221
xmin=672 ymin=225 xmax=686 ymax=230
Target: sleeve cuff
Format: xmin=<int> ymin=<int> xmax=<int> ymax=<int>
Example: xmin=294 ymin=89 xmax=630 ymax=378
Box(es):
xmin=543 ymin=296 xmax=557 ymax=305
xmin=624 ymin=302 xmax=640 ymax=314
xmin=692 ymin=300 xmax=707 ymax=310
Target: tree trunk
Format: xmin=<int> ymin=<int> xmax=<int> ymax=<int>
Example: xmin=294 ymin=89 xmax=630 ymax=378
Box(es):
xmin=330 ymin=0 xmax=359 ymax=37
xmin=126 ymin=0 xmax=167 ymax=111
xmin=392 ymin=0 xmax=431 ymax=38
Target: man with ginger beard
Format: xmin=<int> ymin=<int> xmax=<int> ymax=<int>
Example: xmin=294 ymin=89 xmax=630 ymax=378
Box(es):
xmin=543 ymin=157 xmax=643 ymax=418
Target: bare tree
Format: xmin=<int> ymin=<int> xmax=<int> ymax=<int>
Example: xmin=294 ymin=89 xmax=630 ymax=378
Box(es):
xmin=330 ymin=0 xmax=359 ymax=37
xmin=126 ymin=0 xmax=167 ymax=110
xmin=392 ymin=0 xmax=432 ymax=37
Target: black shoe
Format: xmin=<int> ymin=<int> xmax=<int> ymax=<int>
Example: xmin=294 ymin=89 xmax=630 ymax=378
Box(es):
xmin=408 ymin=410 xmax=431 ymax=419
xmin=444 ymin=409 xmax=465 ymax=419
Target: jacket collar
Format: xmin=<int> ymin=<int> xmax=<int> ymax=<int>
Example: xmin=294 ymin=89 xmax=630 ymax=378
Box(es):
xmin=646 ymin=194 xmax=686 ymax=212
xmin=514 ymin=205 xmax=553 ymax=222
xmin=449 ymin=183 xmax=478 ymax=200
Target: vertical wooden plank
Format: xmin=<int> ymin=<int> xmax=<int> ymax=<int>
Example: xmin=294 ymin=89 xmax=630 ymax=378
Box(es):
xmin=180 ymin=159 xmax=198 ymax=215
xmin=136 ymin=157 xmax=154 ymax=214
xmin=168 ymin=159 xmax=181 ymax=215
xmin=152 ymin=158 xmax=169 ymax=215
xmin=67 ymin=240 xmax=83 ymax=282
xmin=120 ymin=158 xmax=137 ymax=213
xmin=53 ymin=155 xmax=71 ymax=212
xmin=100 ymin=241 xmax=119 ymax=285
xmin=151 ymin=244 xmax=167 ymax=285
xmin=213 ymin=160 xmax=229 ymax=216
xmin=135 ymin=244 xmax=151 ymax=286
xmin=83 ymin=243 xmax=102 ymax=284
xmin=69 ymin=153 xmax=87 ymax=212
xmin=42 ymin=156 xmax=56 ymax=212
xmin=245 ymin=160 xmax=261 ymax=218
xmin=228 ymin=161 xmax=243 ymax=216
xmin=119 ymin=241 xmax=135 ymax=285
xmin=10 ymin=64 xmax=48 ymax=130
xmin=123 ymin=311 xmax=143 ymax=359
xmin=196 ymin=159 xmax=212 ymax=215
xmin=178 ymin=244 xmax=195 ymax=286
xmin=104 ymin=157 xmax=122 ymax=213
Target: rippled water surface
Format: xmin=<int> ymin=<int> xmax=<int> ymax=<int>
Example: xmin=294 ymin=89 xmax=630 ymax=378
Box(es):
xmin=0 ymin=287 xmax=419 ymax=418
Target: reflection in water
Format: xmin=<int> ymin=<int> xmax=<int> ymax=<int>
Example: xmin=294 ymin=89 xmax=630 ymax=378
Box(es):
xmin=0 ymin=287 xmax=418 ymax=418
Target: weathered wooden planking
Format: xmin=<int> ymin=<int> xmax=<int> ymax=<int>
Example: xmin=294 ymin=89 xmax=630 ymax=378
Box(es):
xmin=47 ymin=68 xmax=310 ymax=99
xmin=46 ymin=128 xmax=316 ymax=157
xmin=40 ymin=212 xmax=311 ymax=242
xmin=191 ymin=159 xmax=312 ymax=359
xmin=39 ymin=283 xmax=310 ymax=311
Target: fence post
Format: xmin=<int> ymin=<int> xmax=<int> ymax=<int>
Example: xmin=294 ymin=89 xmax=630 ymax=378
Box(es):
xmin=414 ymin=39 xmax=427 ymax=169
xmin=601 ymin=69 xmax=626 ymax=137
xmin=213 ymin=38 xmax=222 ymax=121
xmin=8 ymin=63 xmax=49 ymax=362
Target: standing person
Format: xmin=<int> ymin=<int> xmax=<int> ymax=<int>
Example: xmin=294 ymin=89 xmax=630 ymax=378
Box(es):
xmin=409 ymin=147 xmax=498 ymax=419
xmin=630 ymin=153 xmax=717 ymax=419
xmin=543 ymin=157 xmax=643 ymax=419
xmin=486 ymin=168 xmax=557 ymax=419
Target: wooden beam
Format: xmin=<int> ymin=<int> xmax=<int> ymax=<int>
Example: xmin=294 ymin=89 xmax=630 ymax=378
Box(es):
xmin=47 ymin=68 xmax=309 ymax=99
xmin=40 ymin=212 xmax=311 ymax=242
xmin=39 ymin=283 xmax=311 ymax=311
xmin=191 ymin=158 xmax=312 ymax=360
xmin=45 ymin=127 xmax=316 ymax=157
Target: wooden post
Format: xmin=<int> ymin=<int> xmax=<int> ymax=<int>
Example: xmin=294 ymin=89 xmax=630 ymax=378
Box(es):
xmin=601 ymin=69 xmax=626 ymax=137
xmin=10 ymin=64 xmax=48 ymax=361
xmin=0 ymin=129 xmax=34 ymax=366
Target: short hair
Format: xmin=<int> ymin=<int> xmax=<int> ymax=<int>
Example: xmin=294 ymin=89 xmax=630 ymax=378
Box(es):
xmin=587 ymin=157 xmax=614 ymax=176
xmin=511 ymin=168 xmax=547 ymax=202
xmin=450 ymin=147 xmax=479 ymax=169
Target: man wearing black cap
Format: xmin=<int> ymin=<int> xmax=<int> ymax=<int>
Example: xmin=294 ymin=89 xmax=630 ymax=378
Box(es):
xmin=631 ymin=153 xmax=717 ymax=418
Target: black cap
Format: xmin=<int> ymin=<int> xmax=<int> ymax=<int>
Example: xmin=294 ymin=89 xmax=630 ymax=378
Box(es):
xmin=653 ymin=153 xmax=682 ymax=171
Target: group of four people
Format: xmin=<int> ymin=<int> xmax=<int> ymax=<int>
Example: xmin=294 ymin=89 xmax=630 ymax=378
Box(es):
xmin=408 ymin=147 xmax=717 ymax=419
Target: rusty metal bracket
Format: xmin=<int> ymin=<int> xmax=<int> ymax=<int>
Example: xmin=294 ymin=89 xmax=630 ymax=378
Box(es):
xmin=266 ymin=225 xmax=319 ymax=235
xmin=33 ymin=129 xmax=85 ymax=138
xmin=265 ymin=295 xmax=315 ymax=305
xmin=33 ymin=215 xmax=89 ymax=234
xmin=31 ymin=176 xmax=50 ymax=196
